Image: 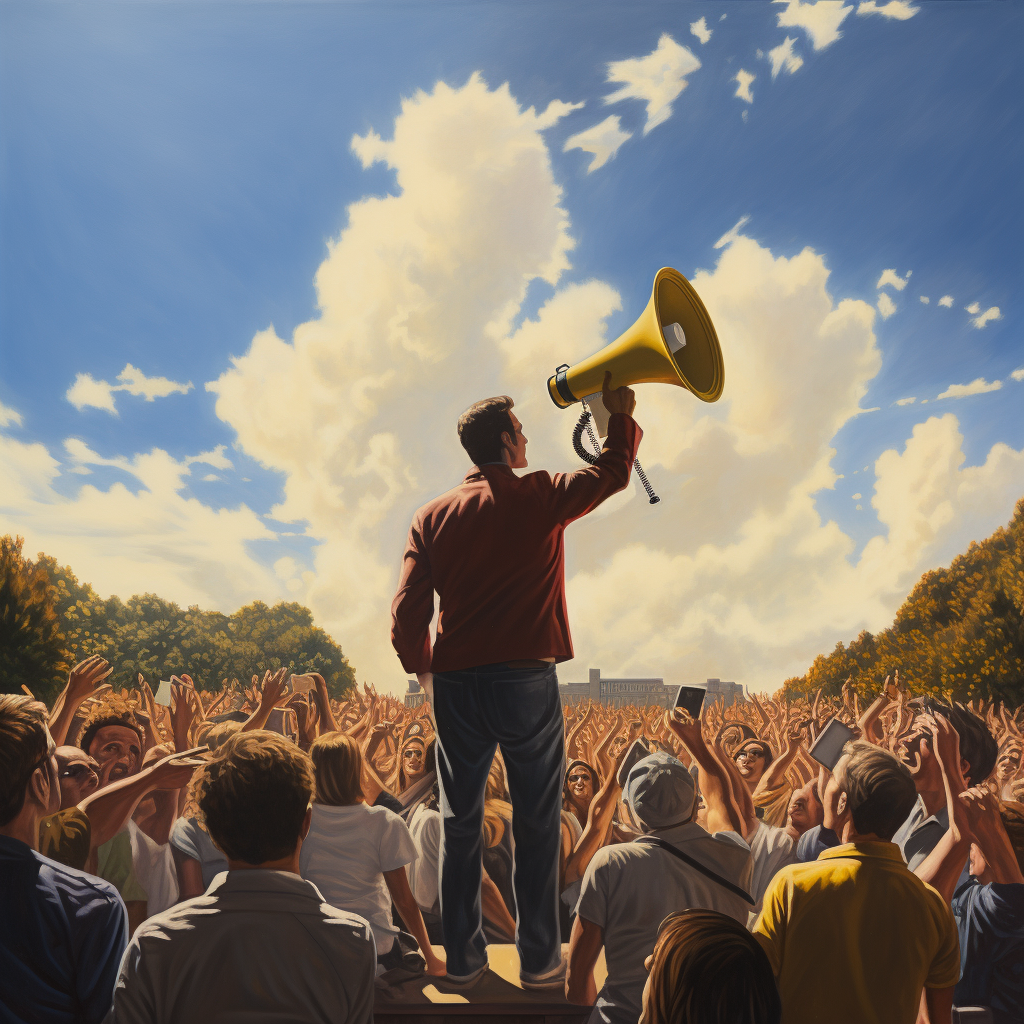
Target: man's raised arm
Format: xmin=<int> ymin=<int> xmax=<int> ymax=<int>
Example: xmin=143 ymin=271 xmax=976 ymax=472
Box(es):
xmin=551 ymin=371 xmax=643 ymax=525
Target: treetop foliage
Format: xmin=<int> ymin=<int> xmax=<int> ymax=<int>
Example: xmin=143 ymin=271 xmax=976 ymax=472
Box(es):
xmin=783 ymin=497 xmax=1024 ymax=704
xmin=0 ymin=540 xmax=356 ymax=704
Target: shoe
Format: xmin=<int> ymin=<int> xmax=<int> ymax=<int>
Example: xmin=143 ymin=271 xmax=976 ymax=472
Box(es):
xmin=440 ymin=964 xmax=488 ymax=990
xmin=520 ymin=955 xmax=567 ymax=991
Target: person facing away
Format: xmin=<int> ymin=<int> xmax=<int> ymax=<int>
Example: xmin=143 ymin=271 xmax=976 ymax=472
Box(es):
xmin=0 ymin=694 xmax=128 ymax=1024
xmin=753 ymin=740 xmax=961 ymax=1024
xmin=299 ymin=731 xmax=446 ymax=978
xmin=567 ymin=740 xmax=754 ymax=1024
xmin=639 ymin=909 xmax=781 ymax=1024
xmin=107 ymin=731 xmax=377 ymax=1024
xmin=390 ymin=372 xmax=642 ymax=988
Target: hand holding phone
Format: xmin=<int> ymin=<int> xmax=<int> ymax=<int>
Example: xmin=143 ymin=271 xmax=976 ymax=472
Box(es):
xmin=809 ymin=718 xmax=856 ymax=772
xmin=674 ymin=685 xmax=707 ymax=719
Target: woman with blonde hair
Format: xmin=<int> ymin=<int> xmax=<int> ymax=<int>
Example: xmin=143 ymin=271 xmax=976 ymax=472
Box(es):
xmin=300 ymin=732 xmax=446 ymax=978
xmin=640 ymin=909 xmax=780 ymax=1024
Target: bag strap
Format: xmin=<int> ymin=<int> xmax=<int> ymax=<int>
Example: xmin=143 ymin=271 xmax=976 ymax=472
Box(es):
xmin=636 ymin=836 xmax=754 ymax=905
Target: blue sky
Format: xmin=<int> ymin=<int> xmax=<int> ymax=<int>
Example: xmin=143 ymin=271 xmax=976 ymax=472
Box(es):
xmin=2 ymin=1 xmax=1021 ymax=692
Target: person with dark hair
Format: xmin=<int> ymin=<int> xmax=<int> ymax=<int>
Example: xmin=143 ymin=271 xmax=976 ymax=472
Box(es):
xmin=78 ymin=696 xmax=146 ymax=784
xmin=753 ymin=740 xmax=961 ymax=1024
xmin=391 ymin=372 xmax=642 ymax=989
xmin=0 ymin=694 xmax=128 ymax=1024
xmin=639 ymin=909 xmax=781 ymax=1024
xmin=107 ymin=731 xmax=377 ymax=1023
xmin=914 ymin=713 xmax=1024 ymax=1024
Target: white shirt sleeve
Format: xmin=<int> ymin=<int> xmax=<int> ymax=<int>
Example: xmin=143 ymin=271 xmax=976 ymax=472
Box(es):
xmin=576 ymin=851 xmax=610 ymax=928
xmin=378 ymin=810 xmax=419 ymax=872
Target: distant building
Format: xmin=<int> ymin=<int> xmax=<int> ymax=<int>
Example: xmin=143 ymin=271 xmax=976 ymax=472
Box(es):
xmin=404 ymin=678 xmax=427 ymax=709
xmin=558 ymin=668 xmax=745 ymax=709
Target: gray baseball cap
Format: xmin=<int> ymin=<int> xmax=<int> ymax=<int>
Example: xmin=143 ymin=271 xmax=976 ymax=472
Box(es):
xmin=624 ymin=752 xmax=696 ymax=830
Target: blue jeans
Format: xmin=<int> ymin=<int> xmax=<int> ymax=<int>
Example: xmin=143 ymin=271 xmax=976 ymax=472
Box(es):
xmin=432 ymin=663 xmax=565 ymax=978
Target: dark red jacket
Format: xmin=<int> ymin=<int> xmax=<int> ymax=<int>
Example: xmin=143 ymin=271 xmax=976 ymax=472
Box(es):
xmin=391 ymin=413 xmax=642 ymax=675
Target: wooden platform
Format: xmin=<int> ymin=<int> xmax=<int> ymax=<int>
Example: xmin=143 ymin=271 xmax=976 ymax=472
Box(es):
xmin=374 ymin=945 xmax=606 ymax=1024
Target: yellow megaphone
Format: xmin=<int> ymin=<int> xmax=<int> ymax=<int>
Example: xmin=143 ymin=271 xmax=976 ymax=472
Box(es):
xmin=547 ymin=267 xmax=724 ymax=408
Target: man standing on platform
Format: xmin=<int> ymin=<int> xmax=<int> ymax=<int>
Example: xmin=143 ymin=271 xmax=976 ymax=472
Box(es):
xmin=391 ymin=371 xmax=642 ymax=988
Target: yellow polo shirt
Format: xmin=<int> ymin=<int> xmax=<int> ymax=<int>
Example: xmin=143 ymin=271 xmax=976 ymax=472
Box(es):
xmin=753 ymin=842 xmax=960 ymax=1024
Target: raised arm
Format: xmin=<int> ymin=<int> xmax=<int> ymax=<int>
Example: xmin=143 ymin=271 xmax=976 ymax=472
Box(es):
xmin=564 ymin=748 xmax=626 ymax=885
xmin=755 ymin=722 xmax=808 ymax=794
xmin=669 ymin=708 xmax=745 ymax=837
xmin=959 ymin=786 xmax=1024 ymax=885
xmin=240 ymin=668 xmax=290 ymax=733
xmin=49 ymin=656 xmax=113 ymax=746
xmin=915 ymin=713 xmax=971 ymax=903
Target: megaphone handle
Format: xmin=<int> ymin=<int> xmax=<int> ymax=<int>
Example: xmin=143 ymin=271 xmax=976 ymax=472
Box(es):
xmin=633 ymin=459 xmax=660 ymax=505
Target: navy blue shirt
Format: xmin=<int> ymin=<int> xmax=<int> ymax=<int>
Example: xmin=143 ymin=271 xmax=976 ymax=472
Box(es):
xmin=796 ymin=824 xmax=840 ymax=862
xmin=952 ymin=878 xmax=1024 ymax=1024
xmin=0 ymin=835 xmax=128 ymax=1024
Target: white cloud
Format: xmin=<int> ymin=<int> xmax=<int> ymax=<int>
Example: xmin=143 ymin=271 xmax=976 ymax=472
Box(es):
xmin=563 ymin=115 xmax=632 ymax=172
xmin=735 ymin=70 xmax=756 ymax=103
xmin=936 ymin=378 xmax=1003 ymax=400
xmin=207 ymin=74 xmax=581 ymax=689
xmin=852 ymin=492 xmax=862 ymax=499
xmin=938 ymin=295 xmax=953 ymax=307
xmin=895 ymin=397 xmax=916 ymax=406
xmin=0 ymin=400 xmax=23 ymax=428
xmin=1011 ymin=368 xmax=1024 ymax=382
xmin=202 ymin=474 xmax=220 ymax=482
xmin=690 ymin=17 xmax=712 ymax=45
xmin=876 ymin=268 xmax=911 ymax=291
xmin=714 ymin=216 xmax=751 ymax=249
xmin=857 ymin=0 xmax=919 ymax=20
xmin=920 ymin=296 xmax=929 ymax=304
xmin=186 ymin=445 xmax=233 ymax=471
xmin=877 ymin=293 xmax=897 ymax=319
xmin=970 ymin=306 xmax=1001 ymax=329
xmin=0 ymin=432 xmax=280 ymax=613
xmin=774 ymin=0 xmax=853 ymax=49
xmin=966 ymin=302 xmax=980 ymax=315
xmin=65 ymin=364 xmax=193 ymax=415
xmin=768 ymin=37 xmax=805 ymax=78
xmin=604 ymin=34 xmax=702 ymax=134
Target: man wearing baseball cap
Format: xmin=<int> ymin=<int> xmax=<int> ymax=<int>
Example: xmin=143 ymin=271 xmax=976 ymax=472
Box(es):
xmin=566 ymin=710 xmax=754 ymax=1024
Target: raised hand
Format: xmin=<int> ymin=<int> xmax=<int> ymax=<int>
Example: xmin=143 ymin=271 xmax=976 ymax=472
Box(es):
xmin=257 ymin=668 xmax=291 ymax=711
xmin=601 ymin=369 xmax=636 ymax=417
xmin=67 ymin=655 xmax=114 ymax=702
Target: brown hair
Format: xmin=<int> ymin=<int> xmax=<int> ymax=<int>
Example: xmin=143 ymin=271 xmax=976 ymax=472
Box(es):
xmin=835 ymin=740 xmax=917 ymax=840
xmin=196 ymin=731 xmax=314 ymax=864
xmin=0 ymin=695 xmax=52 ymax=826
xmin=642 ymin=909 xmax=780 ymax=1024
xmin=457 ymin=396 xmax=515 ymax=466
xmin=310 ymin=732 xmax=362 ymax=806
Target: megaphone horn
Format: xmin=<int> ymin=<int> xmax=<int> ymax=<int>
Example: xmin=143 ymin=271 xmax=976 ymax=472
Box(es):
xmin=547 ymin=267 xmax=724 ymax=408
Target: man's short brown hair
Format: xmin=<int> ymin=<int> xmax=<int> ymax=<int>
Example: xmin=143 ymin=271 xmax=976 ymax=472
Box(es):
xmin=457 ymin=396 xmax=515 ymax=466
xmin=835 ymin=740 xmax=917 ymax=840
xmin=0 ymin=695 xmax=51 ymax=826
xmin=196 ymin=731 xmax=314 ymax=864
xmin=77 ymin=695 xmax=145 ymax=755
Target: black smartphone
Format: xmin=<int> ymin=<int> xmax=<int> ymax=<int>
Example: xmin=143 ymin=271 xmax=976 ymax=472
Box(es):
xmin=809 ymin=718 xmax=856 ymax=771
xmin=616 ymin=738 xmax=651 ymax=786
xmin=674 ymin=685 xmax=707 ymax=719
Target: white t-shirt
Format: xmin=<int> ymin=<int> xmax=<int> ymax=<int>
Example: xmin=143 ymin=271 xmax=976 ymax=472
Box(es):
xmin=300 ymin=802 xmax=418 ymax=954
xmin=745 ymin=821 xmax=798 ymax=926
xmin=407 ymin=804 xmax=441 ymax=912
xmin=577 ymin=823 xmax=752 ymax=1024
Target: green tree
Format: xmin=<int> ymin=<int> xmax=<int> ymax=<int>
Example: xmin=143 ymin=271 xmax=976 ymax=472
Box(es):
xmin=0 ymin=536 xmax=70 ymax=703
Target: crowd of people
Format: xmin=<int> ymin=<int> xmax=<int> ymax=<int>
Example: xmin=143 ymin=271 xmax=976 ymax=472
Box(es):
xmin=2 ymin=659 xmax=1022 ymax=1023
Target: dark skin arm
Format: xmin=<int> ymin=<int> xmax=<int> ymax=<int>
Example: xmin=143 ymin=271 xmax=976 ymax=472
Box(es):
xmin=566 ymin=915 xmax=602 ymax=1005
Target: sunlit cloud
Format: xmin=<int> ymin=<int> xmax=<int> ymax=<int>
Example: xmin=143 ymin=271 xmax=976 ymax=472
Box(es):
xmin=0 ymin=400 xmax=23 ymax=428
xmin=66 ymin=364 xmax=193 ymax=415
xmin=563 ymin=115 xmax=632 ymax=172
xmin=690 ymin=17 xmax=712 ymax=45
xmin=604 ymin=33 xmax=702 ymax=133
xmin=970 ymin=305 xmax=1001 ymax=329
xmin=936 ymin=378 xmax=1002 ymax=400
xmin=768 ymin=36 xmax=805 ymax=78
xmin=857 ymin=0 xmax=919 ymax=20
xmin=1011 ymin=368 xmax=1024 ymax=383
xmin=735 ymin=70 xmax=756 ymax=103
xmin=919 ymin=296 xmax=929 ymax=304
xmin=876 ymin=268 xmax=911 ymax=291
xmin=938 ymin=295 xmax=954 ymax=307
xmin=877 ymin=293 xmax=897 ymax=319
xmin=774 ymin=0 xmax=853 ymax=50
xmin=895 ymin=397 xmax=916 ymax=406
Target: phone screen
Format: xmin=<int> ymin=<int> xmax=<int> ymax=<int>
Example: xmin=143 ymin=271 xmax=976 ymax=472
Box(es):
xmin=809 ymin=718 xmax=856 ymax=771
xmin=155 ymin=680 xmax=173 ymax=707
xmin=674 ymin=685 xmax=707 ymax=719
